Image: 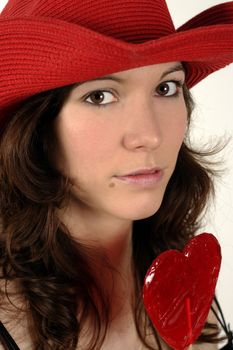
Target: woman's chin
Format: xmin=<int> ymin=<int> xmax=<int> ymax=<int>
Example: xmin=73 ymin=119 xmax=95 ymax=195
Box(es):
xmin=118 ymin=200 xmax=163 ymax=221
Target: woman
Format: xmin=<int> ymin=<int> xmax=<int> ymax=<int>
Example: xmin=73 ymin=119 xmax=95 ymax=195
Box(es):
xmin=0 ymin=0 xmax=233 ymax=349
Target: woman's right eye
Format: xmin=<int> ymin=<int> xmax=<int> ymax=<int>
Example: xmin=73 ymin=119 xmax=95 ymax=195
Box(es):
xmin=84 ymin=90 xmax=117 ymax=106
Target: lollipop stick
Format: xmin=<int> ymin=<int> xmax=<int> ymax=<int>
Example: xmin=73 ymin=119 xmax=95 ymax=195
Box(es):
xmin=186 ymin=297 xmax=193 ymax=347
xmin=174 ymin=299 xmax=194 ymax=350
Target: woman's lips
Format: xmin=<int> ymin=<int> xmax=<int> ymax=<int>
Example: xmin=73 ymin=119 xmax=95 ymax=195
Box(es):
xmin=115 ymin=169 xmax=163 ymax=187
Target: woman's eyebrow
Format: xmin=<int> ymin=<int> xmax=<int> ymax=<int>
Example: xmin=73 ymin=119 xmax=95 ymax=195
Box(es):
xmin=77 ymin=75 xmax=124 ymax=87
xmin=160 ymin=64 xmax=185 ymax=80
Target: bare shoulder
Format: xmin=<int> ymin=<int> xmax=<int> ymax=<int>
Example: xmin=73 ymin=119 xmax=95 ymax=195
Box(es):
xmin=192 ymin=307 xmax=219 ymax=350
xmin=192 ymin=343 xmax=218 ymax=350
xmin=0 ymin=279 xmax=33 ymax=350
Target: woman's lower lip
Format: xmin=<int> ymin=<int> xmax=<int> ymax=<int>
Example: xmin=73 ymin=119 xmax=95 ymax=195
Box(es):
xmin=115 ymin=170 xmax=163 ymax=187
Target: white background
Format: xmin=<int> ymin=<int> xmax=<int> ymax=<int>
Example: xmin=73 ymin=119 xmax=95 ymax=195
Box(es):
xmin=1 ymin=0 xmax=233 ymax=340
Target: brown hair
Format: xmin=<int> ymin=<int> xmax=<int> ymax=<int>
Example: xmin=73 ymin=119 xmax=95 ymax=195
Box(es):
xmin=0 ymin=84 xmax=220 ymax=349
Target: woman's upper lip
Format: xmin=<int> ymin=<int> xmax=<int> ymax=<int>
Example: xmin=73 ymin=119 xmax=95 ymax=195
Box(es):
xmin=117 ymin=168 xmax=161 ymax=176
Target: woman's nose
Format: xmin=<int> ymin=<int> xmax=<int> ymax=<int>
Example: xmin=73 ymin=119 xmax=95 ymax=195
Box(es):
xmin=122 ymin=100 xmax=162 ymax=151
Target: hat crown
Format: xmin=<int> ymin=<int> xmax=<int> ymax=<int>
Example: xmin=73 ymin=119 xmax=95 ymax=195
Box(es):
xmin=1 ymin=0 xmax=175 ymax=43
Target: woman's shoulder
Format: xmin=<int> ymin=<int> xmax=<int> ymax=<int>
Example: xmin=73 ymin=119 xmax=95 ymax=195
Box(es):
xmin=192 ymin=344 xmax=218 ymax=350
xmin=192 ymin=306 xmax=220 ymax=349
xmin=0 ymin=279 xmax=33 ymax=350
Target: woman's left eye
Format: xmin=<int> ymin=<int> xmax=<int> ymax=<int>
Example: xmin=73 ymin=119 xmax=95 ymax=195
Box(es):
xmin=85 ymin=90 xmax=117 ymax=106
xmin=156 ymin=81 xmax=183 ymax=97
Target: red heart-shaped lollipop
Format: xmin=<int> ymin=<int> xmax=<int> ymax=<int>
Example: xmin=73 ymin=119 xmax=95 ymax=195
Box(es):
xmin=143 ymin=233 xmax=221 ymax=350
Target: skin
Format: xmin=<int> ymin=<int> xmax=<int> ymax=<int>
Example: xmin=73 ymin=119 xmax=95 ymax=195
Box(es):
xmin=52 ymin=61 xmax=188 ymax=348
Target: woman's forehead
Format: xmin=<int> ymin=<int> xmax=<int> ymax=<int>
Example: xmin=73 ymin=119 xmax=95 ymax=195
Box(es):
xmin=77 ymin=62 xmax=185 ymax=87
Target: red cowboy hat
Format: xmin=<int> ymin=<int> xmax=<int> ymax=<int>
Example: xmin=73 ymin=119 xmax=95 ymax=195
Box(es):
xmin=0 ymin=0 xmax=233 ymax=116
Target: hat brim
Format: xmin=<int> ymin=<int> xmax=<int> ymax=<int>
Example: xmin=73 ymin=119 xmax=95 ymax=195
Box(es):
xmin=0 ymin=8 xmax=233 ymax=112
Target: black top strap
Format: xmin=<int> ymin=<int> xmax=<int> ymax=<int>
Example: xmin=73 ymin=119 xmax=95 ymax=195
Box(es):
xmin=0 ymin=322 xmax=20 ymax=350
xmin=212 ymin=296 xmax=233 ymax=349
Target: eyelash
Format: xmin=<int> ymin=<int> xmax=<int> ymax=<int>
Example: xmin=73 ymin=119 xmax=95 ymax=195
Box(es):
xmin=83 ymin=80 xmax=184 ymax=109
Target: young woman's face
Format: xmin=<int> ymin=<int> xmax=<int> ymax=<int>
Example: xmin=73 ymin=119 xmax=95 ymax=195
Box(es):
xmin=53 ymin=62 xmax=187 ymax=223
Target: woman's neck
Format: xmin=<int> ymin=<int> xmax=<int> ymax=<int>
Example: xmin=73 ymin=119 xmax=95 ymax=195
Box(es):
xmin=57 ymin=201 xmax=135 ymax=314
xmin=57 ymin=199 xmax=134 ymax=271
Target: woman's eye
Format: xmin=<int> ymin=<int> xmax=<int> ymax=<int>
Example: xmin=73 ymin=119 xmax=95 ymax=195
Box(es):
xmin=85 ymin=90 xmax=117 ymax=105
xmin=156 ymin=81 xmax=182 ymax=97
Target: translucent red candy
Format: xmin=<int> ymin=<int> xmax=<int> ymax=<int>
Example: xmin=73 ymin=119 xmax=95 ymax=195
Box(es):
xmin=143 ymin=233 xmax=221 ymax=350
